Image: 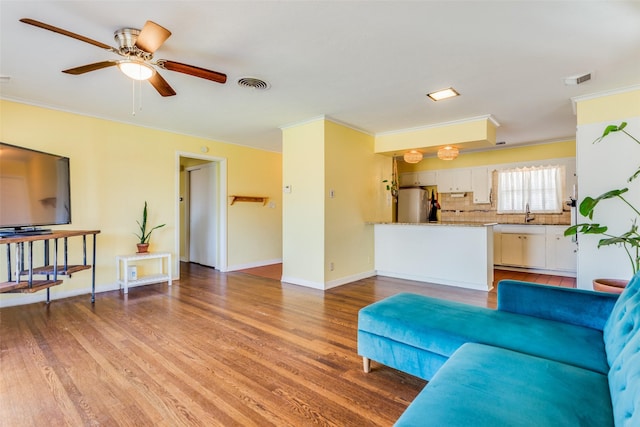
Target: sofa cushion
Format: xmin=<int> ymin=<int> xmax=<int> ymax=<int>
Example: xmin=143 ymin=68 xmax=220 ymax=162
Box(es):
xmin=497 ymin=279 xmax=618 ymax=329
xmin=358 ymin=292 xmax=608 ymax=374
xmin=605 ymin=274 xmax=640 ymax=427
xmin=603 ymin=271 xmax=640 ymax=366
xmin=394 ymin=343 xmax=613 ymax=427
xmin=608 ymin=329 xmax=640 ymax=427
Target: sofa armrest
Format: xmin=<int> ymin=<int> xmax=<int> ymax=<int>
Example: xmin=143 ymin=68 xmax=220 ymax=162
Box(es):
xmin=497 ymin=280 xmax=619 ymax=331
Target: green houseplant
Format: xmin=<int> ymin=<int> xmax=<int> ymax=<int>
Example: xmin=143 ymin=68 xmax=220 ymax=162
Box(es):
xmin=565 ymin=122 xmax=640 ymax=290
xmin=382 ymin=156 xmax=399 ymax=198
xmin=135 ymin=201 xmax=166 ymax=253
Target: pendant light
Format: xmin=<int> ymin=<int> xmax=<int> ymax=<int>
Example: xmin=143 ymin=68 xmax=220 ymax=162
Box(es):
xmin=437 ymin=146 xmax=459 ymax=161
xmin=403 ymin=150 xmax=423 ymax=164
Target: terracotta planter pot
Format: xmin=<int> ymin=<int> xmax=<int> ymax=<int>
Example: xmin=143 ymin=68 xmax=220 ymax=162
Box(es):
xmin=593 ymin=278 xmax=628 ymax=294
xmin=136 ymin=243 xmax=149 ymax=253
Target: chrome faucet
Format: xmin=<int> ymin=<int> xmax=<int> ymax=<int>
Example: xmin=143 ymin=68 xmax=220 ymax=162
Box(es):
xmin=525 ymin=203 xmax=535 ymax=222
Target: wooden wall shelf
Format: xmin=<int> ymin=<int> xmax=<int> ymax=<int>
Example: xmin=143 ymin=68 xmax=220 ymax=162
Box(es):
xmin=229 ymin=196 xmax=268 ymax=206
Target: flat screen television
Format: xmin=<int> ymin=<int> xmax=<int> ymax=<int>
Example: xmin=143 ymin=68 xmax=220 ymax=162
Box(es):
xmin=0 ymin=142 xmax=71 ymax=236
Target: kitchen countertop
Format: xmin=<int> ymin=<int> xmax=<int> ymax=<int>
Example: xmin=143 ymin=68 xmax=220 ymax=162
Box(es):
xmin=369 ymin=222 xmax=497 ymax=227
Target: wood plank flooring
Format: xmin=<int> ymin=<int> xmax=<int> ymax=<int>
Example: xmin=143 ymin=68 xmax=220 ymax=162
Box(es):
xmin=0 ymin=263 xmax=574 ymax=426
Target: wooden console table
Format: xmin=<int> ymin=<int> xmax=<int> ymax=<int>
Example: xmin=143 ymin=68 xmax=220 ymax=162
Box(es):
xmin=0 ymin=230 xmax=100 ymax=303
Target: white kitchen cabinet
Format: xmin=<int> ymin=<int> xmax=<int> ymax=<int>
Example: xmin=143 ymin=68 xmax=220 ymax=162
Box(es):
xmin=399 ymin=171 xmax=437 ymax=187
xmin=471 ymin=167 xmax=491 ymax=204
xmin=499 ymin=227 xmax=546 ymax=268
xmin=493 ymin=226 xmax=502 ymax=265
xmin=399 ymin=172 xmax=418 ymax=187
xmin=417 ymin=170 xmax=437 ymax=186
xmin=545 ymin=226 xmax=577 ymax=273
xmin=437 ymin=169 xmax=472 ymax=192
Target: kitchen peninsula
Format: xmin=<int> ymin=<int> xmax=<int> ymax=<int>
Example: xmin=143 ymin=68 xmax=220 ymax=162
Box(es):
xmin=372 ymin=222 xmax=495 ymax=291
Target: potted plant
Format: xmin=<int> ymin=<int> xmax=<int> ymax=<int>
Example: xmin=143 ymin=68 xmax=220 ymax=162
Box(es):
xmin=382 ymin=156 xmax=399 ymax=198
xmin=565 ymin=122 xmax=640 ymax=292
xmin=135 ymin=201 xmax=166 ymax=253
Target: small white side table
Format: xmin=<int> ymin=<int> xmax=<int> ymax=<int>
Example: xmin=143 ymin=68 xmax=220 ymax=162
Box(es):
xmin=116 ymin=252 xmax=172 ymax=294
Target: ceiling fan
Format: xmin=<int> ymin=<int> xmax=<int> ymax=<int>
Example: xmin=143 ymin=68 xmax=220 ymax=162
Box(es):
xmin=20 ymin=18 xmax=227 ymax=97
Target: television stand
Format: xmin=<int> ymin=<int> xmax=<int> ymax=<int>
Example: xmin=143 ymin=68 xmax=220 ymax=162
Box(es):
xmin=0 ymin=230 xmax=100 ymax=303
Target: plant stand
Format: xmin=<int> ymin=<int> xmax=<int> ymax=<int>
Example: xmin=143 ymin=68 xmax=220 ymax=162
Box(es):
xmin=116 ymin=252 xmax=172 ymax=294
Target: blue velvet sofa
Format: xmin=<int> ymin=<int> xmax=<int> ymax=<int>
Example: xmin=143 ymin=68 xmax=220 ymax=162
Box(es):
xmin=357 ymin=272 xmax=640 ymax=426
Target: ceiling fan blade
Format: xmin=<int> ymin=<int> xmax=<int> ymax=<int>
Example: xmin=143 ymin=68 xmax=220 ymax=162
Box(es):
xmin=20 ymin=18 xmax=115 ymax=52
xmin=157 ymin=60 xmax=227 ymax=84
xmin=148 ymin=72 xmax=176 ymax=97
xmin=63 ymin=61 xmax=118 ymax=75
xmin=135 ymin=21 xmax=171 ymax=54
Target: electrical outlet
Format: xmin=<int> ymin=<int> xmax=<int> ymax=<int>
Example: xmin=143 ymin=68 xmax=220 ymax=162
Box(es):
xmin=330 ymin=262 xmax=334 ymax=271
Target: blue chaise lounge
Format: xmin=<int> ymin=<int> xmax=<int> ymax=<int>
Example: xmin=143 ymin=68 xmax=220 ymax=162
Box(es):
xmin=357 ymin=272 xmax=640 ymax=426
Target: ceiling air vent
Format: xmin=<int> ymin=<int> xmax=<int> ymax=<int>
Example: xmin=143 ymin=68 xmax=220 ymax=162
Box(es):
xmin=237 ymin=77 xmax=271 ymax=90
xmin=564 ymin=73 xmax=591 ymax=85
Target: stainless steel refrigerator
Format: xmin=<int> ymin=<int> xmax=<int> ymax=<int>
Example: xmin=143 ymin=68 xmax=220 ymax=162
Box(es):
xmin=398 ymin=188 xmax=429 ymax=223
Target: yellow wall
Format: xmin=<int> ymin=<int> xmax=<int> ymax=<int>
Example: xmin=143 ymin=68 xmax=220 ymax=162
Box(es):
xmin=0 ymin=100 xmax=282 ymax=306
xmin=398 ymin=140 xmax=576 ymax=173
xmin=282 ymin=118 xmax=389 ymax=288
xmin=576 ymin=89 xmax=640 ymax=125
xmin=282 ymin=120 xmax=326 ymax=285
xmin=324 ymin=121 xmax=387 ymax=283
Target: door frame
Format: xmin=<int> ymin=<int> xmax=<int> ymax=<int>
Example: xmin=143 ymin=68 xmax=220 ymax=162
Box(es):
xmin=175 ymin=152 xmax=228 ymax=278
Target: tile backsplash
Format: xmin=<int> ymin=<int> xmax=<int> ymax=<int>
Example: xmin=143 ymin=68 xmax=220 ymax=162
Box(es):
xmin=436 ymin=172 xmax=571 ymax=225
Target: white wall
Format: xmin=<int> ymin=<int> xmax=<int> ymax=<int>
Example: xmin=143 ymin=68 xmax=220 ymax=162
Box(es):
xmin=576 ymin=117 xmax=640 ymax=288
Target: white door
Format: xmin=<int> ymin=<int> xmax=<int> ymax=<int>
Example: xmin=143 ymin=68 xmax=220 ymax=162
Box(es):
xmin=188 ymin=163 xmax=217 ymax=267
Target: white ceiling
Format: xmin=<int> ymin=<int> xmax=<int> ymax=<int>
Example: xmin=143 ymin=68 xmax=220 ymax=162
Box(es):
xmin=1 ymin=1 xmax=639 ymax=154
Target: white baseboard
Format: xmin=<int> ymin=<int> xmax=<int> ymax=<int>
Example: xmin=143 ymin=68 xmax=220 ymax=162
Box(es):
xmin=0 ymin=282 xmax=119 ymax=308
xmin=282 ymin=270 xmax=376 ymax=291
xmin=325 ymin=270 xmax=376 ymax=289
xmin=376 ymin=270 xmax=492 ymax=291
xmin=225 ymin=258 xmax=282 ymax=272
xmin=280 ymin=276 xmax=325 ymax=290
xmin=494 ymin=265 xmax=577 ymax=278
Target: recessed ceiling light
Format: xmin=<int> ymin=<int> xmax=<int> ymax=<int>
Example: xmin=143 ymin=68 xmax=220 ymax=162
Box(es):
xmin=427 ymin=87 xmax=459 ymax=101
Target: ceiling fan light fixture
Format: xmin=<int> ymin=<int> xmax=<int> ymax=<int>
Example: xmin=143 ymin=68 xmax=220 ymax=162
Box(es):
xmin=118 ymin=60 xmax=155 ymax=81
xmin=427 ymin=87 xmax=459 ymax=101
xmin=403 ymin=150 xmax=423 ymax=164
xmin=437 ymin=146 xmax=459 ymax=161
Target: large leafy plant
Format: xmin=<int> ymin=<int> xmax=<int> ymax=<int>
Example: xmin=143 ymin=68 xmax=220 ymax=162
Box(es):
xmin=565 ymin=122 xmax=640 ymax=275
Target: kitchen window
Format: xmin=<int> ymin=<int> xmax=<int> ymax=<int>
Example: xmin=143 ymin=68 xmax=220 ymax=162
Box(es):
xmin=497 ymin=165 xmax=565 ymax=213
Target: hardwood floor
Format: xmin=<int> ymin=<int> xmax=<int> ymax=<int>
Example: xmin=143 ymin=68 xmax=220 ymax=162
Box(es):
xmin=0 ymin=263 xmax=574 ymax=426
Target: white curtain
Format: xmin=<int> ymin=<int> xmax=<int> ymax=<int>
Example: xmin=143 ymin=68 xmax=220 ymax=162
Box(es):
xmin=497 ymin=165 xmax=565 ymax=213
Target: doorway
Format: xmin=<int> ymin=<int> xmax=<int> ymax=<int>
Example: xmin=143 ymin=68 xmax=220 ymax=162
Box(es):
xmin=187 ymin=163 xmax=217 ymax=267
xmin=176 ymin=152 xmax=227 ymax=277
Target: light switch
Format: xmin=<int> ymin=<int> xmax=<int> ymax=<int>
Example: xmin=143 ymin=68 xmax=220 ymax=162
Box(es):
xmin=283 ymin=185 xmax=292 ymax=193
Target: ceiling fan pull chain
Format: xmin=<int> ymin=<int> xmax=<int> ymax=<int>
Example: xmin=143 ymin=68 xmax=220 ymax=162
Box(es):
xmin=131 ymin=79 xmax=136 ymax=116
xmin=137 ymin=78 xmax=143 ymax=113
